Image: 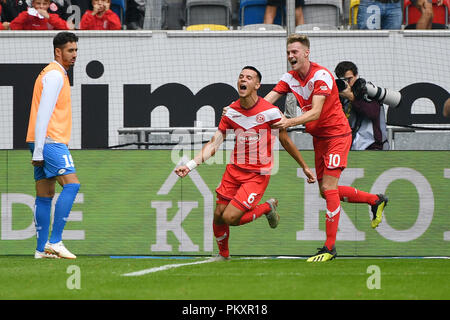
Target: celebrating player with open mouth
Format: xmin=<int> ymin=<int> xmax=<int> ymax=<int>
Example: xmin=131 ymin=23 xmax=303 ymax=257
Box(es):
xmin=267 ymin=34 xmax=388 ymax=262
xmin=175 ymin=66 xmax=315 ymax=260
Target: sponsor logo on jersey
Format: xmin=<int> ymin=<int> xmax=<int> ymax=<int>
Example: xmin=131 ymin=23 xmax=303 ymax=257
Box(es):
xmin=237 ymin=131 xmax=260 ymax=145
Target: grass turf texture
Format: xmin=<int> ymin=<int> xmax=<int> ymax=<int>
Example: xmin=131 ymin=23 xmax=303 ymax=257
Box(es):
xmin=0 ymin=256 xmax=448 ymax=300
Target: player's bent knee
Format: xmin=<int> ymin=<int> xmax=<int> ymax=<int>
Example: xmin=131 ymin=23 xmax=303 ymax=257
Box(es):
xmin=222 ymin=214 xmax=239 ymax=226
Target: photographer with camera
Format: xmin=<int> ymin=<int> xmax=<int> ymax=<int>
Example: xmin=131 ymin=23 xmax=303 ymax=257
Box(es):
xmin=334 ymin=61 xmax=390 ymax=150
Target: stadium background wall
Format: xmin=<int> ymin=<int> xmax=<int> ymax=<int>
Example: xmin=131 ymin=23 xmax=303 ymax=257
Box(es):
xmin=0 ymin=31 xmax=449 ymax=150
xmin=1 ymin=150 xmax=449 ymax=256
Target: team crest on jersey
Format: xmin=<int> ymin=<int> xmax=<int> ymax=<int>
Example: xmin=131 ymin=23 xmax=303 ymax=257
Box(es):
xmin=307 ymin=81 xmax=314 ymax=91
xmin=256 ymin=114 xmax=265 ymax=123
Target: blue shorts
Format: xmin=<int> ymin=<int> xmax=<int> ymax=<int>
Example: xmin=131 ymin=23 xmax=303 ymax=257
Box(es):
xmin=28 ymin=143 xmax=76 ymax=181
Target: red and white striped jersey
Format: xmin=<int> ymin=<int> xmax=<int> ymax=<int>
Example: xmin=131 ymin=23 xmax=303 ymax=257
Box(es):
xmin=273 ymin=62 xmax=351 ymax=138
xmin=218 ymin=97 xmax=282 ymax=174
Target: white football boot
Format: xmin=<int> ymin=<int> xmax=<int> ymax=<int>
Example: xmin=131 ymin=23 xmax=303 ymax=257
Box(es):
xmin=45 ymin=241 xmax=76 ymax=259
xmin=209 ymin=254 xmax=230 ymax=262
xmin=34 ymin=250 xmax=60 ymax=259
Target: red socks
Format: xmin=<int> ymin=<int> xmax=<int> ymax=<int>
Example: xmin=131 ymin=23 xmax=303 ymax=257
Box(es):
xmin=213 ymin=202 xmax=271 ymax=257
xmin=213 ymin=223 xmax=229 ymax=258
xmin=238 ymin=202 xmax=270 ymax=225
xmin=338 ymin=186 xmax=378 ymax=205
xmin=322 ymin=186 xmax=378 ymax=251
xmin=323 ymin=189 xmax=341 ymax=251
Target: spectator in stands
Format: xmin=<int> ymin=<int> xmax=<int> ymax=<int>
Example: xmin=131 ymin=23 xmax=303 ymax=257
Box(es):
xmin=411 ymin=0 xmax=444 ymax=29
xmin=1 ymin=0 xmax=71 ymax=22
xmin=335 ymin=61 xmax=389 ymax=150
xmin=0 ymin=0 xmax=28 ymax=23
xmin=444 ymin=97 xmax=450 ymax=117
xmin=357 ymin=0 xmax=402 ymax=29
xmin=80 ymin=0 xmax=121 ymax=29
xmin=10 ymin=0 xmax=69 ymax=29
xmin=264 ymin=0 xmax=304 ymax=26
xmin=126 ymin=0 xmax=145 ymax=30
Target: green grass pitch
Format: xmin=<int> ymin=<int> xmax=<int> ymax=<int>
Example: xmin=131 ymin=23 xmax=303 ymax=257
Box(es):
xmin=0 ymin=256 xmax=448 ymax=300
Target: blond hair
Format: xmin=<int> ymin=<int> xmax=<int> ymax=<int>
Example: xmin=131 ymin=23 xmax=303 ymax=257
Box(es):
xmin=287 ymin=34 xmax=310 ymax=48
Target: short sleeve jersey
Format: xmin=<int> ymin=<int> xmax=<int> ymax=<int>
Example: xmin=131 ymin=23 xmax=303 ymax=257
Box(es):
xmin=218 ymin=97 xmax=282 ymax=174
xmin=273 ymin=62 xmax=351 ymax=138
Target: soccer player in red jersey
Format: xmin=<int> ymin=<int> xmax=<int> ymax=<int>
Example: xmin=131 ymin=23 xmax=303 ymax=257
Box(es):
xmin=175 ymin=66 xmax=315 ymax=260
xmin=268 ymin=34 xmax=388 ymax=262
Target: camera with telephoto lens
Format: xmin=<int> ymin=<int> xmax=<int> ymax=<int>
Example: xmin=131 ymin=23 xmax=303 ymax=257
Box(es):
xmin=335 ymin=78 xmax=348 ymax=93
xmin=351 ymin=78 xmax=402 ymax=108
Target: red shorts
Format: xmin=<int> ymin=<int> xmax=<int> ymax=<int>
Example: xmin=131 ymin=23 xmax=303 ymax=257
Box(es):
xmin=313 ymin=133 xmax=352 ymax=181
xmin=216 ymin=164 xmax=270 ymax=212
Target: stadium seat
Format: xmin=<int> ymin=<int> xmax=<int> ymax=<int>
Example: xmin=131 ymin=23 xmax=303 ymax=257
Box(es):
xmin=404 ymin=0 xmax=449 ymax=28
xmin=186 ymin=24 xmax=229 ymax=30
xmin=111 ymin=0 xmax=126 ymax=25
xmin=239 ymin=0 xmax=283 ymax=26
xmin=241 ymin=23 xmax=285 ymax=30
xmin=143 ymin=0 xmax=168 ymax=29
xmin=163 ymin=0 xmax=186 ymax=30
xmin=185 ymin=0 xmax=232 ymax=27
xmin=349 ymin=0 xmax=359 ymax=28
xmin=295 ymin=23 xmax=338 ymax=31
xmin=302 ymin=0 xmax=343 ymax=28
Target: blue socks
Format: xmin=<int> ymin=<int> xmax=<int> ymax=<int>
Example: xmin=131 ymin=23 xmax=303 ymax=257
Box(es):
xmin=34 ymin=196 xmax=53 ymax=252
xmin=34 ymin=184 xmax=81 ymax=250
xmin=49 ymin=183 xmax=81 ymax=244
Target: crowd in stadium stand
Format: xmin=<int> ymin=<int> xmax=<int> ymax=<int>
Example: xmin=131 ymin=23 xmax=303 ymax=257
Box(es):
xmin=0 ymin=0 xmax=447 ymax=30
xmin=0 ymin=0 xmax=122 ymax=29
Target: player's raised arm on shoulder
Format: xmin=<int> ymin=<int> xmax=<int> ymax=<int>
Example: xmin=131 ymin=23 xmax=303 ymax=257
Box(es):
xmin=273 ymin=95 xmax=325 ymax=129
xmin=174 ymin=130 xmax=225 ymax=177
xmin=221 ymin=104 xmax=232 ymax=117
xmin=278 ymin=129 xmax=316 ymax=183
xmin=301 ymin=94 xmax=325 ymax=123
xmin=264 ymin=90 xmax=283 ymax=105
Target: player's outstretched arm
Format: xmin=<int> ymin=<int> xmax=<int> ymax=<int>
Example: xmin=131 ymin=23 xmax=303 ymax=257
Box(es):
xmin=174 ymin=130 xmax=225 ymax=178
xmin=278 ymin=129 xmax=316 ymax=184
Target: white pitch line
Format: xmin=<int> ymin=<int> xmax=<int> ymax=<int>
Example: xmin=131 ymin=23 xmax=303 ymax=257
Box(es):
xmin=122 ymin=255 xmax=450 ymax=277
xmin=121 ymin=256 xmax=273 ymax=277
xmin=122 ymin=258 xmax=217 ymax=277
